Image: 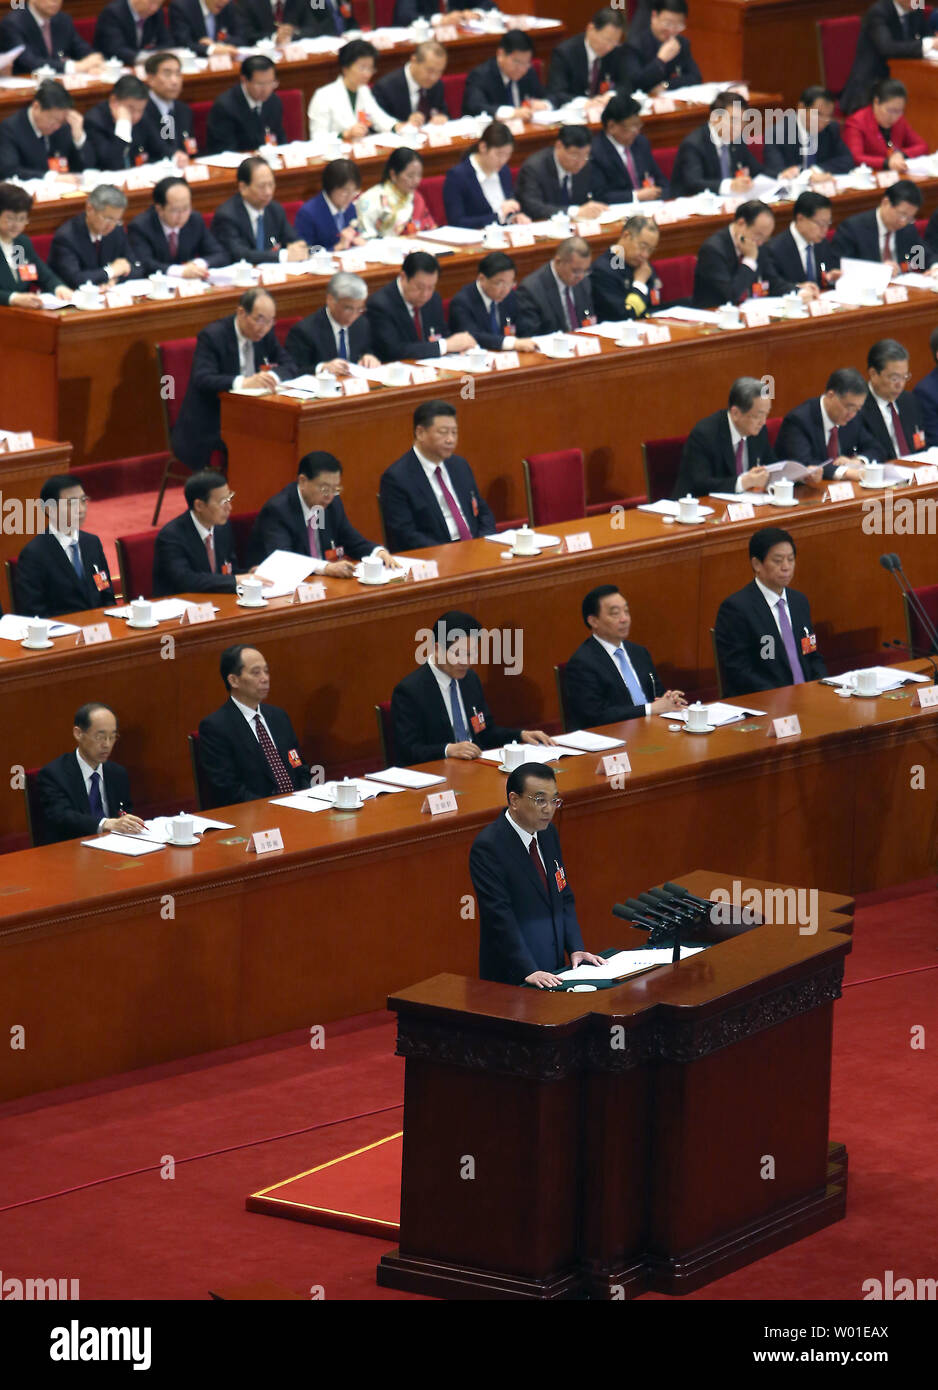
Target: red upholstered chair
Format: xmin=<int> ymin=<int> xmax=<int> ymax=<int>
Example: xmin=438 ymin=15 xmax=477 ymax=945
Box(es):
xmin=31 ymin=232 xmax=53 ymax=262
xmin=656 ymin=253 xmax=695 ymax=306
xmin=420 ymin=174 xmax=446 ymax=226
xmin=280 ymin=90 xmax=305 ymax=143
xmin=116 ymin=530 xmax=158 ymax=602
xmin=74 ymin=17 xmax=96 ymax=44
xmin=816 ymin=16 xmax=861 ymax=104
xmin=229 ymin=509 xmax=259 ymax=565
xmin=443 ymin=72 xmax=468 ymax=117
xmin=375 ymin=701 xmax=396 ymax=765
xmin=282 ymin=200 xmax=303 ymax=226
xmin=153 ymin=338 xmax=198 ymax=524
xmin=23 ymin=768 xmax=50 ymax=848
xmin=766 ymin=416 xmax=782 ymax=447
xmin=904 ymin=585 xmax=938 ymax=656
xmin=553 ymin=664 xmax=571 ymax=734
xmin=916 ymin=218 xmax=927 ymax=237
xmin=440 ymin=295 xmax=451 ymax=320
xmin=532 ymin=58 xmax=543 ymax=82
xmin=642 ymin=434 xmax=686 ymax=502
xmin=654 ymin=146 xmax=678 ymax=181
xmin=351 ymin=0 xmax=374 ymax=26
xmin=523 ymin=449 xmax=586 ymax=526
xmin=191 ymin=100 xmax=211 ymax=152
xmin=372 ymin=0 xmax=395 ymax=25
xmin=187 ymin=732 xmax=214 ymax=812
xmin=276 ymin=314 xmax=301 ymax=346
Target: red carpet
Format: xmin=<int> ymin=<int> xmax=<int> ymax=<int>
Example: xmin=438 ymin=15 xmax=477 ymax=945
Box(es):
xmin=0 ymin=881 xmax=933 ymax=1300
xmin=91 ymin=486 xmax=186 ymax=596
xmin=247 ymin=1132 xmax=403 ymax=1238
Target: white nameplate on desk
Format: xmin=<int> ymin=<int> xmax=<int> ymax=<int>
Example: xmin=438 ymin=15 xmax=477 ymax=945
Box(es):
xmin=814 ymin=179 xmax=836 ymax=198
xmin=175 ymin=279 xmax=205 ymax=298
xmin=435 ymin=24 xmax=459 ymax=40
xmin=876 ymin=169 xmax=899 ymax=188
xmin=293 ymin=582 xmax=326 ymax=604
xmin=351 ymin=141 xmax=372 ymax=160
xmin=506 ymin=225 xmax=535 ymax=247
xmin=208 ymin=53 xmax=233 ymax=70
xmin=0 ymin=430 xmax=35 ymax=452
xmin=643 ymin=324 xmax=670 ymax=344
xmin=574 ymin=219 xmax=602 ymax=238
xmin=259 ymin=264 xmax=287 ymax=285
xmin=827 ymin=481 xmax=855 ymax=502
xmin=105 ymin=289 xmax=133 ymax=309
xmin=184 ymin=164 xmax=210 ymax=182
xmin=914 ymin=465 xmax=938 ymax=485
xmin=342 ymin=377 xmax=369 ymax=396
xmin=281 ymin=146 xmax=309 ymax=168
xmin=725 ymin=501 xmax=755 ymax=522
xmin=563 ymin=531 xmax=592 ymax=553
xmin=421 ymin=789 xmax=457 ymax=815
xmin=410 ymin=365 xmax=437 ymax=384
xmin=884 ymin=285 xmax=908 ymax=304
xmin=808 ymin=298 xmax=834 ymax=317
xmin=281 ymin=43 xmax=306 ymax=62
xmin=407 ymin=558 xmax=439 ymax=581
xmin=246 ymin=827 xmax=283 ymax=854
xmin=915 ymin=684 xmax=938 ymax=708
xmin=426 ymin=127 xmax=452 ymax=147
xmin=596 ymin=750 xmax=631 ymax=777
xmin=507 ymin=118 xmax=525 ymax=136
xmin=743 ymin=307 xmax=770 ymax=327
xmin=492 ymin=350 xmax=520 ymax=370
xmin=573 ymin=334 xmax=601 ymax=356
xmin=76 ymin=622 xmax=112 ymax=646
xmin=771 ymin=714 xmax=801 ymax=739
xmin=180 ymin=603 xmax=215 ymax=625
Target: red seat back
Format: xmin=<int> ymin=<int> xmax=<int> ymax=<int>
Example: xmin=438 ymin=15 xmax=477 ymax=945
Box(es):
xmin=653 ymin=145 xmax=678 ymax=180
xmin=655 ymin=254 xmax=695 ymax=306
xmin=157 ymin=338 xmax=198 ymax=432
xmin=229 ymin=509 xmax=259 ymax=565
xmin=282 ymin=200 xmax=303 ymax=226
xmin=816 ymin=16 xmax=861 ymax=99
xmin=642 ymin=435 xmax=686 ymax=503
xmin=372 ymin=0 xmax=396 ymax=25
xmin=276 ymin=314 xmax=301 ymax=346
xmin=191 ymin=99 xmax=212 ymax=152
xmin=116 ymin=529 xmax=158 ymax=602
xmin=766 ymin=416 xmax=782 ymax=447
xmin=74 ymin=17 xmax=96 ymax=44
xmin=31 ymin=232 xmax=53 ymax=262
xmin=421 ymin=173 xmax=446 ymax=226
xmin=351 ymin=0 xmax=373 ymax=28
xmin=523 ymin=449 xmax=586 ymax=526
xmin=905 ymin=585 xmax=938 ymax=656
xmin=280 ymin=89 xmax=305 ymax=143
xmin=443 ymin=72 xmax=468 ymax=117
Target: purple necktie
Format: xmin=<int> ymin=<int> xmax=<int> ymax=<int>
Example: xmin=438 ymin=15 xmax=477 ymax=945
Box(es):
xmin=564 ymin=286 xmax=578 ymax=331
xmin=623 ymin=146 xmax=639 ymax=186
xmin=776 ymin=596 xmax=804 ymax=685
xmin=88 ymin=770 xmax=103 ymax=820
xmin=735 ymin=438 xmax=746 ymax=476
xmin=434 ymin=466 xmax=471 ymax=541
xmin=889 ymin=403 xmax=909 ymax=456
xmin=308 ymin=518 xmax=321 ymax=558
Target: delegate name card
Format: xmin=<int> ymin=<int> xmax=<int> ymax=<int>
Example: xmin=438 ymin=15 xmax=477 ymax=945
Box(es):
xmin=75 ymin=622 xmax=112 ymax=646
xmin=771 ymin=714 xmax=801 ymax=739
xmin=725 ymin=501 xmax=755 ymax=521
xmin=293 ymin=582 xmax=327 ymax=604
xmin=421 ymin=789 xmax=457 ymax=815
xmin=915 ymin=684 xmax=938 ymax=709
xmin=827 ymin=481 xmax=855 ymax=501
xmin=246 ymin=827 xmax=284 ymax=854
xmin=180 ymin=603 xmax=215 ymax=625
xmin=596 ymin=750 xmax=631 ymax=776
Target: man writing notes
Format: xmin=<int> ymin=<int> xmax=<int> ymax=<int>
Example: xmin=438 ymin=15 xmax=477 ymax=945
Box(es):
xmin=391 ymin=610 xmax=553 ymax=765
xmin=563 ymin=585 xmax=685 ymax=728
xmin=672 ymin=378 xmax=777 ymax=498
xmin=285 ymin=272 xmax=380 ymax=376
xmin=211 ymin=157 xmax=308 ymax=266
xmin=380 ymin=401 xmax=495 ymax=552
xmin=761 ymin=86 xmax=855 ymax=179
xmin=516 ymin=237 xmax=595 ymax=336
xmin=516 ymin=126 xmax=608 ymax=223
xmin=470 ymin=764 xmax=603 ymax=988
xmin=462 ymin=30 xmax=551 ymax=119
xmin=764 ymin=191 xmax=838 ymax=291
xmin=16 ymin=474 xmax=115 ymax=618
xmin=447 ymin=252 xmax=536 ymax=352
xmin=670 ymin=91 xmax=764 ymax=198
xmin=152 ymin=470 xmax=253 ymax=597
xmin=366 ymin=250 xmax=476 ymax=361
xmin=714 ymin=528 xmax=827 ymax=697
xmin=774 ymin=368 xmax=882 ymax=481
xmin=205 ymin=55 xmax=285 ymax=153
xmin=38 ymin=703 xmax=142 ymax=845
xmin=829 ymin=180 xmax=923 ymax=271
xmin=198 ymin=645 xmax=311 ymax=808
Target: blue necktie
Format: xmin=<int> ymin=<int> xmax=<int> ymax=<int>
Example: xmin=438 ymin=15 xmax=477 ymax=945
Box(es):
xmin=718 ymin=142 xmax=731 ymax=181
xmin=338 ymin=327 xmax=348 ymax=359
xmin=504 ymin=79 xmax=514 ymax=105
xmin=489 ymin=300 xmax=499 ymax=334
xmin=255 ymin=212 xmax=265 ymax=252
xmin=70 ymin=540 xmax=84 ymax=577
xmin=613 ymin=647 xmax=646 ymax=705
xmin=805 ymin=243 xmax=816 ymax=282
xmin=206 ymin=13 xmax=216 ymax=38
xmin=327 ymin=0 xmax=344 ymax=34
xmin=88 ymin=770 xmax=103 ymax=820
xmin=449 ymin=682 xmax=469 ymax=742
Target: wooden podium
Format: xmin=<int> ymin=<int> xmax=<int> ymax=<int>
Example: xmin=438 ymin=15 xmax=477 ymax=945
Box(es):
xmin=377 ymin=871 xmax=853 ymax=1300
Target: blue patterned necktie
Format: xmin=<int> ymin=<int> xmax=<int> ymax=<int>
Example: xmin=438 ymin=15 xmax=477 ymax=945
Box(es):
xmin=613 ymin=646 xmax=645 ymax=704
xmin=449 ymin=683 xmax=469 ymax=741
xmin=88 ymin=770 xmax=103 ymax=820
xmin=255 ymin=211 xmax=265 ymax=251
xmin=70 ymin=540 xmax=84 ymax=577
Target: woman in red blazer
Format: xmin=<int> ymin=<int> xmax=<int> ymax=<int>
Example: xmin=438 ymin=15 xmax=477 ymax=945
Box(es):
xmin=843 ymin=77 xmax=928 ymax=173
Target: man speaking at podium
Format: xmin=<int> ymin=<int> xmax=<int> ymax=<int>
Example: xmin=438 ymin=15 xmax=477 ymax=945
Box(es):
xmin=470 ymin=764 xmax=603 ymax=988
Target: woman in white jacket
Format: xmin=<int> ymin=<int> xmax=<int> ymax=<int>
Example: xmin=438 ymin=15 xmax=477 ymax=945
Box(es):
xmin=308 ymin=38 xmax=414 ymax=140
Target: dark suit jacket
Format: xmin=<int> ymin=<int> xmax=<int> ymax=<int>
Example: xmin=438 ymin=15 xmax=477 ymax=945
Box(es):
xmin=210 ymin=193 xmax=299 ymax=264
xmin=205 ymin=84 xmax=285 ymax=154
xmin=590 ymin=249 xmax=661 ymax=320
xmin=775 ymin=397 xmax=884 ymax=478
xmin=761 ymin=120 xmax=855 ymax=176
xmin=669 ymin=123 xmax=764 ymax=198
xmin=470 ymin=811 xmax=583 ymax=985
xmin=516 ymin=145 xmax=605 ymax=221
xmin=0 ymin=108 xmax=90 ymax=181
xmin=240 ymin=0 xmax=347 ymax=42
xmin=198 ymin=698 xmax=311 ymax=807
xmin=830 ymin=208 xmax=922 ymax=267
xmin=913 ymin=365 xmax=938 ymax=447
xmin=284 ymin=305 xmax=372 ymax=373
xmin=515 ymin=260 xmax=594 ymax=336
xmin=843 ymin=104 xmax=928 ymax=170
xmin=391 ymin=663 xmax=518 ymax=766
xmin=170 ymin=314 xmax=297 ymax=469
xmin=672 ymin=409 xmax=777 ymax=498
xmin=443 ymin=157 xmax=513 ymax=229
xmin=860 ymin=388 xmax=924 ymax=459
xmin=37 ymin=752 xmax=133 ymax=844
xmin=152 ymin=509 xmax=239 ymax=597
xmin=0 ymin=9 xmax=93 ymax=75
xmin=94 ymin=0 xmax=171 ymax=64
xmin=294 ymin=191 xmax=357 ymax=248
xmin=447 ymin=280 xmax=523 ymax=350
xmin=923 ymin=207 xmax=938 ymax=267
xmin=139 ymin=94 xmax=198 ymax=159
xmin=841 ymin=0 xmax=929 ymax=115
xmin=693 ymin=226 xmax=793 ymax=308
xmin=127 ymin=206 xmax=225 ymax=274
xmin=546 ymin=34 xmax=623 ymax=105
xmin=49 ymin=213 xmax=146 ymax=288
xmin=714 ymin=579 xmax=827 ymax=696
xmin=372 ymin=66 xmax=450 ymax=124
xmin=84 ymin=99 xmax=164 ymax=170
xmin=620 ymin=28 xmax=701 ymax=92
xmin=590 ymin=130 xmax=666 ymax=202
xmin=168 ymin=0 xmax=244 ymax=51
xmin=0 ymin=233 xmax=63 ymax=306
xmin=462 ymin=56 xmax=547 ymax=118
xmin=248 ymin=483 xmax=375 ymax=565
xmin=393 ymin=0 xmax=492 ymax=23
xmin=764 ymin=227 xmax=835 ymax=289
xmin=366 ymin=280 xmax=449 ymax=361
xmin=15 ymin=530 xmax=115 ymax=617
xmin=563 ymin=635 xmax=659 ymax=729
xmin=379 ymin=448 xmax=496 ymax=551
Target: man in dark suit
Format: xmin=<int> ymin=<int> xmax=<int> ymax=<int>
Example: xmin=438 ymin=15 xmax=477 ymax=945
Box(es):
xmin=366 ymin=250 xmax=477 ymax=362
xmin=140 ymin=51 xmax=198 ymax=162
xmin=775 ymin=367 xmax=882 ymax=481
xmin=391 ymin=609 xmax=552 ymax=767
xmin=248 ymin=450 xmax=396 ymax=573
xmin=621 ymin=0 xmax=702 ymax=93
xmin=198 ymin=645 xmax=312 ymax=807
xmin=16 ymin=474 xmax=116 ymax=618
xmin=380 ymin=402 xmax=496 ymax=551
xmin=693 ymin=201 xmax=803 ymax=308
xmin=673 ymin=377 xmax=777 ymax=498
xmin=285 ymin=271 xmax=381 ymax=375
xmin=0 ymin=0 xmax=102 ymax=77
xmin=84 ymin=75 xmax=164 ymax=170
xmin=211 ymin=156 xmax=309 ymax=266
xmin=764 ymin=191 xmax=837 ymax=291
xmin=546 ymin=8 xmax=625 ymax=105
xmin=128 ymin=176 xmax=225 ymax=277
xmin=463 ymin=30 xmax=552 ymax=118
xmin=171 ymin=288 xmax=297 ymax=471
xmin=670 ymin=91 xmax=765 ymax=197
xmin=168 ymin=0 xmax=243 ymax=55
xmin=0 ymin=82 xmax=92 ymax=182
xmin=94 ymin=0 xmax=171 ymax=64
xmin=861 ymin=338 xmax=926 ymax=459
xmin=205 ymin=56 xmax=285 ymax=154
xmin=516 ymin=237 xmax=596 ymax=336
xmin=152 ymin=470 xmax=247 ymax=597
xmin=913 ymin=325 xmax=938 ymax=447
xmin=591 ymin=94 xmax=667 ymax=203
xmin=761 ymin=86 xmax=855 ymax=177
xmin=470 ymin=763 xmax=603 ymax=988
xmin=372 ymin=41 xmax=451 ymax=125
xmin=516 ymin=126 xmax=608 ymax=222
xmin=591 ymin=216 xmax=662 ymax=321
xmin=563 ymin=584 xmax=685 ymax=730
xmin=840 ymin=0 xmax=934 ymax=116
xmin=38 ymin=703 xmax=143 ymax=845
xmin=830 ymin=180 xmax=924 ymax=269
xmin=49 ymin=185 xmax=147 ymax=288
xmin=714 ymin=528 xmax=827 ymax=697
xmin=447 ymin=252 xmax=537 ymax=351
xmin=393 ymin=0 xmax=493 ymax=23
xmin=241 ymin=0 xmax=347 ymax=43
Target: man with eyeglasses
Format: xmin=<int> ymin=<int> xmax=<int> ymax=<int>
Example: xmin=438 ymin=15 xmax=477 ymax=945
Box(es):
xmin=470 ymin=763 xmax=604 ymax=988
xmin=859 ymin=338 xmax=926 ymax=459
xmin=764 ymin=191 xmax=840 ymax=291
xmin=15 ymin=473 xmax=115 ymax=618
xmin=38 ymin=702 xmax=143 ymax=844
xmin=248 ymin=450 xmax=399 ymax=579
xmin=171 ymin=287 xmax=296 ymax=471
xmin=830 ymin=179 xmax=923 ymax=274
xmin=775 ymin=367 xmax=883 ymax=481
xmin=285 ymin=272 xmax=380 ymax=378
xmin=390 ymin=609 xmax=552 ymax=766
xmin=153 ymin=469 xmax=263 ymax=596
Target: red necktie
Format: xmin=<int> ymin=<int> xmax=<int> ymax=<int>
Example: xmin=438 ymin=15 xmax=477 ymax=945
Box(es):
xmin=434 ymin=466 xmax=472 ymax=541
xmin=564 ymin=286 xmax=578 ymax=331
xmin=307 ymin=518 xmax=321 ymax=558
xmin=889 ymin=403 xmax=909 ymax=455
xmin=623 ymin=146 xmax=638 ymax=186
xmin=41 ymin=19 xmax=54 ymax=54
xmin=412 ymin=304 xmax=423 ymax=339
xmin=827 ymin=424 xmax=839 ymax=461
xmin=529 ymin=835 xmax=550 ymax=893
xmin=589 ymin=58 xmax=600 ymax=96
xmin=167 ymin=229 xmax=179 ymax=259
xmin=204 ymin=532 xmax=216 ymax=572
xmin=254 ymin=713 xmax=294 ymax=794
xmin=882 ymin=231 xmax=893 ymax=263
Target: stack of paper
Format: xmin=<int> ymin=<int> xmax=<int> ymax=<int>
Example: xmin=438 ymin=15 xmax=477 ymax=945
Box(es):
xmin=0 ymin=615 xmax=79 ymax=641
xmin=365 ymin=768 xmax=447 ymax=789
xmin=483 ymin=528 xmax=562 ymax=549
xmin=553 ymin=730 xmax=626 ymax=752
xmin=823 ymin=667 xmax=929 ymax=692
xmin=253 ymin=549 xmax=317 ymax=597
xmin=558 ymin=945 xmax=704 ymax=981
xmin=135 ymin=815 xmax=234 ymax=843
xmin=479 ymin=745 xmax=580 ymax=766
xmin=659 ymin=702 xmax=766 ymax=725
xmin=81 ymin=834 xmax=165 ymax=856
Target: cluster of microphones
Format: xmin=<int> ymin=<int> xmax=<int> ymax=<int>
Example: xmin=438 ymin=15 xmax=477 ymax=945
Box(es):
xmin=612 ymin=882 xmax=719 ymax=962
xmin=879 ymin=553 xmax=938 ymax=680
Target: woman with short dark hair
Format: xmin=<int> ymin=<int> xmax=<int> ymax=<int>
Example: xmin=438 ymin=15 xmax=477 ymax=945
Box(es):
xmin=0 ymin=183 xmax=72 ymax=309
xmin=356 ymin=148 xmax=437 ymax=238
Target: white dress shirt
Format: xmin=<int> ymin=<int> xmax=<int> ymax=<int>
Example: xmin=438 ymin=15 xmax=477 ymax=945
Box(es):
xmin=307 ymin=76 xmax=397 ymax=138
xmin=469 ymin=153 xmax=506 ymax=219
xmin=231 ymin=695 xmax=276 ymax=743
xmin=48 ymin=522 xmax=81 ymax=563
xmin=504 ymin=807 xmax=548 ymax=873
xmin=76 ymin=749 xmax=109 ymax=830
xmin=755 ymin=576 xmax=792 ymax=638
xmin=427 ymin=657 xmax=470 ymax=749
xmin=727 ymin=414 xmax=751 ymax=493
xmin=591 ymin=633 xmax=651 ymax=715
xmin=475 ymin=278 xmax=517 ymax=349
xmin=415 ymin=445 xmax=468 ymax=540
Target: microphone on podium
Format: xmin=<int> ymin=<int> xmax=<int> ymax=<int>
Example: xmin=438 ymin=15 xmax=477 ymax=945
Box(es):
xmin=880 ymin=553 xmax=938 ymax=671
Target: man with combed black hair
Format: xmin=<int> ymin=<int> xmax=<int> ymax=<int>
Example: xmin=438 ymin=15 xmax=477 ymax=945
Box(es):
xmin=860 ymin=338 xmax=926 ymax=458
xmin=775 ymin=368 xmax=882 ymax=479
xmin=379 ymin=401 xmax=495 ymax=551
xmin=670 ymin=90 xmax=764 ymax=198
xmin=366 ymin=250 xmax=476 ymax=360
xmin=564 ymin=584 xmax=685 ymax=728
xmin=16 ymin=474 xmax=115 ymax=618
xmin=693 ymin=200 xmax=802 ymax=308
xmin=152 ymin=470 xmax=253 ymax=596
xmin=38 ymin=703 xmax=142 ymax=844
xmin=546 ymin=8 xmax=626 ymax=106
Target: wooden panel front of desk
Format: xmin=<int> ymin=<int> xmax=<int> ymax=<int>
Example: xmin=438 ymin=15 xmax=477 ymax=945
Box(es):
xmin=891 ymin=61 xmax=938 ymax=152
